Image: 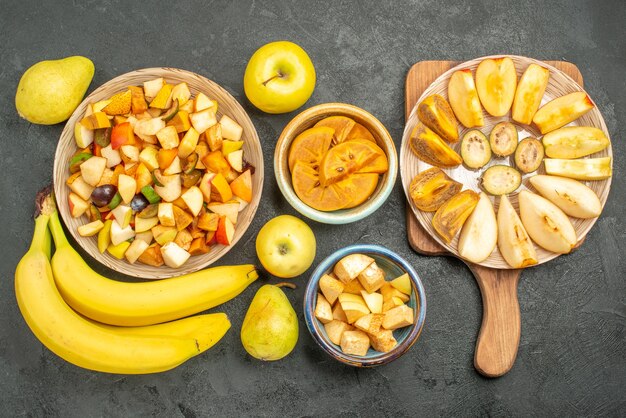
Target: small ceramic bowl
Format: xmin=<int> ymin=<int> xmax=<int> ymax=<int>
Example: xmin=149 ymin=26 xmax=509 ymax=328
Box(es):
xmin=304 ymin=244 xmax=426 ymax=367
xmin=274 ymin=103 xmax=397 ymax=224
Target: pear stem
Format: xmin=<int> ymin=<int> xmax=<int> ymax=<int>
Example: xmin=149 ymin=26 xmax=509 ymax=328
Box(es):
xmin=274 ymin=282 xmax=296 ymax=290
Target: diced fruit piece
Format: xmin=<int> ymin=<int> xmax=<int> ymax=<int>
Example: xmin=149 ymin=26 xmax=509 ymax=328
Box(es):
xmin=96 ymin=168 xmax=115 ymax=187
xmin=448 ymin=69 xmax=484 ymax=128
xmin=69 ymin=151 xmax=93 ymax=173
xmin=360 ymin=290 xmax=383 ymax=314
xmin=481 ymin=165 xmax=522 ymax=195
xmin=354 ymin=313 xmax=384 ymax=334
xmin=109 ymin=122 xmax=134 ymax=150
xmin=157 ymin=148 xmax=178 ymax=170
xmin=207 ymin=201 xmax=239 ymax=224
xmin=81 ymin=112 xmax=111 ymax=130
xmin=314 ymin=115 xmax=356 ymax=144
xmin=324 ymin=320 xmax=353 ymax=346
xmin=198 ymin=172 xmax=216 ymax=203
xmin=166 ymin=110 xmax=191 ymax=133
xmin=178 ymin=127 xmax=199 ymax=159
xmin=124 ymin=239 xmax=149 ymax=264
xmin=117 ymin=174 xmax=137 ymax=204
xmin=340 ymin=330 xmax=370 ymax=356
xmin=514 ymin=137 xmax=544 ymax=173
xmin=119 ymin=145 xmax=139 ymax=164
xmin=163 ymin=156 xmax=182 ymax=175
xmin=417 ymin=94 xmax=459 ymax=143
xmin=382 ymin=305 xmax=414 ymax=330
xmin=111 ymin=205 xmax=132 ymax=228
xmin=461 ymin=129 xmax=491 ymax=169
xmin=188 ymin=237 xmax=210 ymax=255
xmin=343 ymin=279 xmax=365 ymax=295
xmin=134 ymin=117 xmax=165 ymax=137
xmin=357 ymin=261 xmax=385 ymax=293
xmin=109 ymin=220 xmax=135 ymax=246
xmin=68 ymin=175 xmax=94 ymax=201
xmin=129 ymin=85 xmax=148 ymax=114
xmin=432 ymin=190 xmax=479 ymax=243
xmin=181 ymin=186 xmax=203 ymax=216
xmin=475 ymin=57 xmax=517 ymax=117
xmin=103 ymin=89 xmax=131 ymax=116
xmin=149 ymin=84 xmax=173 ymax=109
xmin=182 ymin=153 xmax=199 ymax=175
xmin=137 ymin=204 xmax=158 ymax=219
xmin=319 ymin=140 xmax=382 ymax=186
xmin=90 ymin=184 xmax=117 ymax=208
xmin=489 ymin=122 xmax=518 ymax=157
xmin=107 ymin=241 xmax=131 ymax=259
xmin=77 ymin=220 xmax=105 ymax=237
xmin=512 ymin=64 xmax=550 ymax=124
xmin=408 ymin=123 xmax=462 ymax=168
xmin=369 ymin=329 xmax=397 ymax=352
xmin=80 ymin=156 xmax=107 ymax=186
xmin=197 ymin=211 xmax=220 ymax=231
xmin=202 ymin=150 xmax=231 ymax=177
xmin=190 ymin=108 xmax=217 ymax=134
xmin=206 ymin=123 xmax=223 ymax=152
xmin=134 ymin=215 xmax=159 ymax=233
xmin=519 ymin=190 xmax=577 ymax=254
xmin=74 ymin=123 xmax=94 ymax=148
xmin=157 ymin=202 xmax=176 ymax=227
xmin=152 ymin=225 xmax=177 ymax=246
xmin=134 ymin=230 xmax=154 ymax=245
xmin=194 ymin=92 xmax=215 ymax=112
xmin=141 ymin=185 xmax=161 ymax=205
xmin=221 ymin=140 xmax=244 ymax=156
xmin=160 ymin=241 xmax=190 ymax=268
xmin=154 ymin=173 xmax=182 ymax=202
xmin=156 ymin=125 xmax=179 ymax=150
xmin=333 ymin=303 xmax=348 ymax=322
xmin=174 ymin=229 xmax=193 ymax=251
xmin=138 ymin=244 xmax=164 ymax=267
xmin=170 ymin=206 xmax=192 ymax=232
xmin=409 ymin=167 xmax=462 ymax=212
xmin=390 ymin=273 xmax=412 ymax=296
xmin=226 ymin=150 xmax=244 ymax=172
xmin=215 ymin=216 xmax=235 ymax=245
xmin=380 ymin=283 xmax=410 ymax=303
xmin=315 ymin=294 xmax=334 ymax=324
xmin=458 ymin=192 xmax=498 ymax=263
xmin=544 ymin=157 xmax=612 ymax=180
xmin=229 ymin=170 xmax=253 ymax=203
xmin=542 ymin=126 xmax=609 ymax=159
xmin=497 ymin=194 xmax=537 ymax=268
xmin=533 ymin=91 xmax=594 ymax=134
xmin=338 ymin=293 xmax=370 ymax=324
xmin=134 ymin=162 xmax=153 ymax=193
xmin=220 ymin=115 xmax=243 ymax=141
xmin=171 ymin=82 xmax=191 ymax=106
xmin=160 ymin=99 xmax=179 ymax=123
xmin=107 ymin=192 xmax=122 ymax=210
xmin=334 ymin=253 xmax=375 ymax=284
xmin=319 ymin=274 xmax=344 ymax=305
xmin=382 ymin=296 xmax=404 ymax=313
xmin=94 ymin=127 xmax=112 ymax=148
xmin=97 ymin=220 xmax=112 ymax=253
xmin=139 ymin=147 xmax=159 ymax=171
xmin=143 ymin=78 xmax=165 ymax=99
xmin=529 ymin=175 xmax=602 ymax=219
xmin=210 ymin=173 xmax=233 ymax=203
xmin=288 ymin=126 xmax=334 ymax=172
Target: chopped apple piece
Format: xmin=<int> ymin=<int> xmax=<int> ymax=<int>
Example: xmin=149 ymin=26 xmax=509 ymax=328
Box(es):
xmin=389 ymin=273 xmax=412 ymax=296
xmin=143 ymin=78 xmax=165 ymax=100
xmin=109 ymin=220 xmax=135 ymax=246
xmin=333 ymin=253 xmax=375 ymax=284
xmin=139 ymin=147 xmax=160 ymax=171
xmin=190 ymin=108 xmax=217 ymax=134
xmin=156 ymin=125 xmax=180 ymax=150
xmin=475 ymin=57 xmax=517 ymax=117
xmin=234 ymin=196 xmax=249 ymax=212
xmin=157 ymin=202 xmax=176 ymax=227
xmin=315 ymin=294 xmax=334 ymax=324
xmin=134 ymin=117 xmax=165 ymax=137
xmin=152 ymin=225 xmax=178 ymax=246
xmin=369 ymin=329 xmax=397 ymax=353
xmin=338 ymin=293 xmax=370 ymax=324
xmin=360 ymin=290 xmax=383 ymax=314
xmin=340 ymin=330 xmax=370 ymax=356
xmin=119 ymin=145 xmax=139 ymax=164
xmin=497 ymin=194 xmax=538 ymax=268
xmin=533 ymin=91 xmax=594 ymax=134
xmin=111 ymin=205 xmax=132 ymax=228
xmin=117 ymin=174 xmax=137 ymax=204
xmin=319 ymin=274 xmax=344 ymax=305
xmin=124 ymin=239 xmax=149 ymax=264
xmin=178 ymin=127 xmax=199 ymax=159
xmin=77 ymin=220 xmax=105 ymax=237
xmin=206 ymin=123 xmax=223 ymax=151
xmin=134 ymin=230 xmax=154 ymax=245
xmin=357 ymin=261 xmax=385 ymax=292
xmin=448 ymin=69 xmax=484 ymax=128
xmin=154 ymin=173 xmax=182 ymax=202
xmin=134 ymin=215 xmax=159 ymax=233
xmin=207 ymin=201 xmax=239 ymax=224
xmin=80 ymin=156 xmax=107 ymax=186
xmin=354 ymin=313 xmax=384 ymax=335
xmin=220 ymin=115 xmax=243 ymax=141
xmin=226 ymin=149 xmax=244 ymax=172
xmin=512 ymin=63 xmax=550 ymax=124
xmin=74 ymin=123 xmax=94 ymax=148
xmin=215 ymin=216 xmax=235 ymax=245
xmin=171 ymin=82 xmax=191 ymax=106
xmin=382 ymin=305 xmax=414 ymax=330
xmin=194 ymin=92 xmax=215 ymax=112
xmin=163 ymin=156 xmax=182 ymax=175
xmin=324 ymin=320 xmax=353 ymax=346
xmin=68 ymin=175 xmax=94 ymax=201
xmin=181 ymin=186 xmax=203 ymax=217
xmin=160 ymin=241 xmax=190 ymax=268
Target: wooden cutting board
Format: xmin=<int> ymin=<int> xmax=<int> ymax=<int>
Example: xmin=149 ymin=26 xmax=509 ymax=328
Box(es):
xmin=405 ymin=60 xmax=584 ymax=377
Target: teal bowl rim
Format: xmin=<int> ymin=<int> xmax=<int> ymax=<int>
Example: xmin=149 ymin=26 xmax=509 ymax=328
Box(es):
xmin=304 ymin=244 xmax=427 ymax=367
xmin=274 ymin=103 xmax=398 ymax=224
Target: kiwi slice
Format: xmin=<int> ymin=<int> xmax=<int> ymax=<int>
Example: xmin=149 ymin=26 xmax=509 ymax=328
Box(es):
xmin=480 ymin=165 xmax=522 ymax=195
xmin=461 ymin=130 xmax=491 ymax=169
xmin=515 ymin=137 xmax=544 ymax=173
xmin=489 ymin=122 xmax=518 ymax=157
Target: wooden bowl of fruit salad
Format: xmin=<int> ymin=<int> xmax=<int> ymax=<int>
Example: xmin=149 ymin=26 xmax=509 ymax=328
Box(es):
xmin=53 ymin=68 xmax=263 ymax=279
xmin=274 ymin=103 xmax=397 ymax=224
xmin=304 ymin=244 xmax=426 ymax=367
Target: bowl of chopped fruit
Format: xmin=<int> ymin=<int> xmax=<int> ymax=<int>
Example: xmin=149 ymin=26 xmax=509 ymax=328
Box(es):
xmin=274 ymin=103 xmax=397 ymax=224
xmin=53 ymin=68 xmax=263 ymax=279
xmin=304 ymin=244 xmax=426 ymax=367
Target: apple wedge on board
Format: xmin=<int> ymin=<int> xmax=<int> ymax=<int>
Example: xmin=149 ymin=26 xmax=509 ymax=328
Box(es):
xmin=475 ymin=57 xmax=518 ymax=117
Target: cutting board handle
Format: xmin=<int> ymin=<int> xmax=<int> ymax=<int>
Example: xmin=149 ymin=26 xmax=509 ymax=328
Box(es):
xmin=469 ymin=264 xmax=521 ymax=377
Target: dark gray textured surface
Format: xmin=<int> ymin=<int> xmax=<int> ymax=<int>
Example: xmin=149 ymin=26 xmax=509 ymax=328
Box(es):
xmin=1 ymin=0 xmax=625 ymax=416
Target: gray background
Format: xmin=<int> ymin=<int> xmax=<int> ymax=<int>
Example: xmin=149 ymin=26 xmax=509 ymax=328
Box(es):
xmin=1 ymin=0 xmax=625 ymax=416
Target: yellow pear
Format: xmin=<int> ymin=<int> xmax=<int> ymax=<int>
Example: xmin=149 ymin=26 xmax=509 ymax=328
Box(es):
xmin=15 ymin=56 xmax=94 ymax=124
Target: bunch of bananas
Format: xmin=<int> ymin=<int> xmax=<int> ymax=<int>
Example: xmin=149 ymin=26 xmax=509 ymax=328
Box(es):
xmin=14 ymin=189 xmax=258 ymax=374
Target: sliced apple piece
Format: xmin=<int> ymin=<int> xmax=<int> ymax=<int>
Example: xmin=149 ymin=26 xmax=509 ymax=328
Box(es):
xmin=156 ymin=125 xmax=179 ymax=150
xmin=533 ymin=91 xmax=594 ymax=134
xmin=324 ymin=320 xmax=353 ymax=346
xmin=408 ymin=123 xmax=462 ymax=168
xmin=432 ymin=190 xmax=479 ymax=243
xmin=110 ymin=220 xmax=135 ymax=246
xmin=542 ymin=126 xmax=609 ymax=159
xmin=68 ymin=175 xmax=94 ymax=201
xmin=220 ymin=115 xmax=243 ymax=141
xmin=360 ymin=290 xmax=383 ymax=314
xmin=190 ymin=108 xmax=217 ymax=134
xmin=512 ymin=63 xmax=550 ymax=124
xmin=181 ymin=186 xmax=203 ymax=217
xmin=152 ymin=225 xmax=178 ymax=246
xmin=319 ymin=274 xmax=344 ymax=305
xmin=80 ymin=156 xmax=107 ymax=187
xmin=215 ymin=216 xmax=235 ymax=245
xmin=111 ymin=205 xmax=132 ymax=228
xmin=139 ymin=147 xmax=159 ymax=172
xmin=417 ymin=94 xmax=459 ymax=143
xmin=544 ymin=157 xmax=612 ymax=180
xmin=519 ymin=190 xmax=577 ymax=254
xmin=529 ymin=175 xmax=602 ymax=219
xmin=154 ymin=173 xmax=182 ymax=202
xmin=448 ymin=69 xmax=484 ymax=128
xmin=475 ymin=57 xmax=517 ymax=116
xmin=338 ymin=293 xmax=370 ymax=324
xmin=390 ymin=273 xmax=412 ymax=296
xmin=77 ymin=220 xmax=105 ymax=237
xmin=497 ymin=194 xmax=537 ymax=268
xmin=134 ymin=230 xmax=154 ymax=245
xmin=160 ymin=241 xmax=190 ymax=268
xmin=226 ymin=149 xmax=244 ymax=172
xmin=134 ymin=215 xmax=159 ymax=233
xmin=157 ymin=202 xmax=176 ymax=227
xmin=163 ymin=156 xmax=182 ymax=175
xmin=315 ymin=294 xmax=334 ymax=324
xmin=74 ymin=123 xmax=94 ymax=148
xmin=333 ymin=253 xmax=375 ymax=284
xmin=382 ymin=305 xmax=414 ymax=330
xmin=117 ymin=174 xmax=136 ymax=204
xmin=124 ymin=239 xmax=149 ymax=264
xmin=207 ymin=201 xmax=239 ymax=224
xmin=458 ymin=192 xmax=498 ymax=263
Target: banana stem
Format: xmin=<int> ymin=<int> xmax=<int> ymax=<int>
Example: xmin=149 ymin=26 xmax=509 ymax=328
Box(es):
xmin=48 ymin=211 xmax=70 ymax=250
xmin=30 ymin=214 xmax=51 ymax=254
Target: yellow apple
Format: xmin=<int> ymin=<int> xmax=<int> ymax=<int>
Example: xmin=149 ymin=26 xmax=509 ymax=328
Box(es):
xmin=255 ymin=215 xmax=316 ymax=278
xmin=244 ymin=41 xmax=316 ymax=114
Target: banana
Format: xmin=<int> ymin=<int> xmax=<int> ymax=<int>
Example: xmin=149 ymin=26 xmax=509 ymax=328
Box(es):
xmin=48 ymin=207 xmax=258 ymax=326
xmin=15 ymin=193 xmax=230 ymax=374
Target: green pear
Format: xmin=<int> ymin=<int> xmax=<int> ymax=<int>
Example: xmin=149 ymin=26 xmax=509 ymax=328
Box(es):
xmin=15 ymin=56 xmax=94 ymax=125
xmin=240 ymin=284 xmax=298 ymax=361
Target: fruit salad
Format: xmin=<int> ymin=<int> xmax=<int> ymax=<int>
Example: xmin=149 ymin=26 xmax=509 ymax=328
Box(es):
xmin=66 ymin=78 xmax=254 ymax=268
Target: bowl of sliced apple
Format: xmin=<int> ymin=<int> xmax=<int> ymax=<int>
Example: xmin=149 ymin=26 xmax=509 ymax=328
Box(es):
xmin=54 ymin=68 xmax=264 ymax=279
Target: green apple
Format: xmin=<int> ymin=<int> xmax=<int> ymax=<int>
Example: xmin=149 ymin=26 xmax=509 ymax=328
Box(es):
xmin=255 ymin=215 xmax=316 ymax=278
xmin=244 ymin=41 xmax=316 ymax=114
